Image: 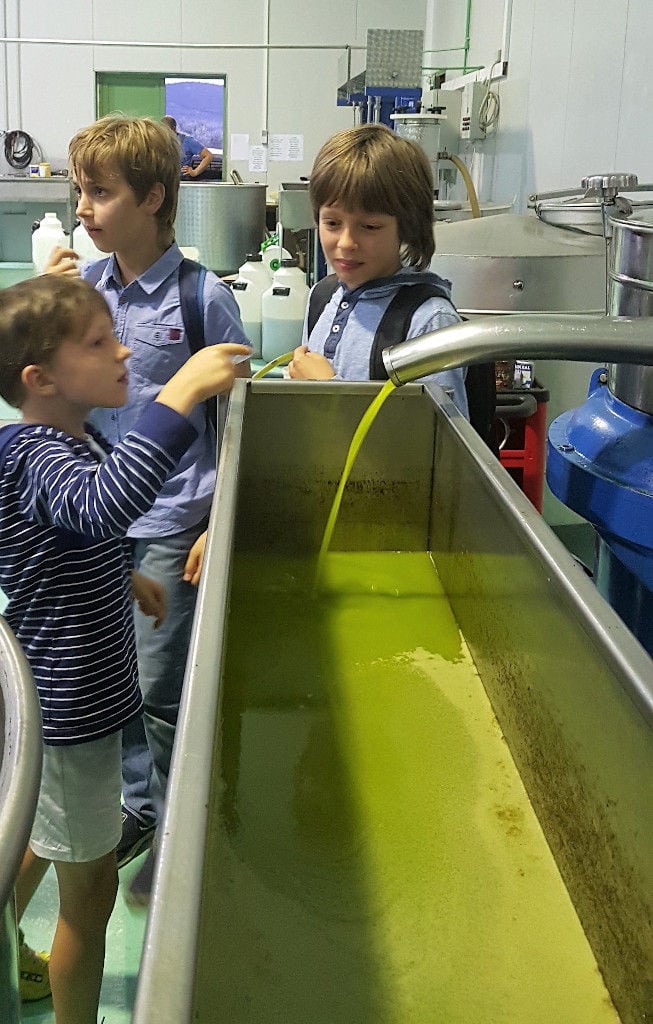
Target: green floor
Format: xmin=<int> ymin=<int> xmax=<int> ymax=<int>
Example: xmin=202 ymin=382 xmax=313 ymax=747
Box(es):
xmin=20 ymin=854 xmax=149 ymax=1023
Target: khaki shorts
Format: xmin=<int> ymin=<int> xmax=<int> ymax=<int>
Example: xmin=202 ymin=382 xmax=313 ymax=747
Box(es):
xmin=29 ymin=732 xmax=122 ymax=863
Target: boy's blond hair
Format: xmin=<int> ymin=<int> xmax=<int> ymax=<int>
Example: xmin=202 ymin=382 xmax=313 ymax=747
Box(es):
xmin=0 ymin=276 xmax=111 ymax=408
xmin=69 ymin=115 xmax=182 ymax=244
xmin=309 ymin=123 xmax=435 ymax=269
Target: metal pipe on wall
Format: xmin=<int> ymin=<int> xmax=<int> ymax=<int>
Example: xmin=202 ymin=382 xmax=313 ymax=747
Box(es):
xmin=0 ymin=35 xmax=366 ymax=51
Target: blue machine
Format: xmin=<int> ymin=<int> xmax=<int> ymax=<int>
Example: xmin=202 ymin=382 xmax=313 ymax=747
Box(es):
xmin=546 ymin=187 xmax=653 ymax=657
xmin=336 ymin=27 xmax=424 ymax=129
xmin=337 ymin=86 xmax=421 ymax=128
xmin=547 ymin=368 xmax=653 ymax=655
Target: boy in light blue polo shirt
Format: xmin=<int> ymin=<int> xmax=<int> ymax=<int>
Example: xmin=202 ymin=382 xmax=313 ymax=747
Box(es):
xmin=288 ymin=123 xmax=468 ymax=416
xmin=47 ymin=114 xmax=250 ymax=902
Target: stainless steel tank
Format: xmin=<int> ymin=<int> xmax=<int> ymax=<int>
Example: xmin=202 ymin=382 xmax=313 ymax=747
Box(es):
xmin=430 ymin=210 xmax=608 ymax=526
xmin=607 ymin=207 xmax=653 ymax=413
xmin=174 ymin=182 xmax=267 ymax=276
xmin=430 ymin=212 xmax=606 ymax=315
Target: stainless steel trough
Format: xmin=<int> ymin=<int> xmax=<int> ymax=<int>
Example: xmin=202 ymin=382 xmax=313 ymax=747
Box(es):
xmin=134 ymin=380 xmax=652 ymax=1024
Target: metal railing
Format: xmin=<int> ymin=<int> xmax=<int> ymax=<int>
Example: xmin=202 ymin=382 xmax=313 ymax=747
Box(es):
xmin=0 ymin=617 xmax=42 ymax=1021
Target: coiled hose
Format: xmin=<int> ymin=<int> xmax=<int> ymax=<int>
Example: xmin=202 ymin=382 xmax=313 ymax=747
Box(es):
xmin=3 ymin=130 xmax=35 ymax=169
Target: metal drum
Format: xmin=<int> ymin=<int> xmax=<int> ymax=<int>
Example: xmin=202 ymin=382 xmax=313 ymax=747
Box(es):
xmin=608 ymin=208 xmax=653 ymax=413
xmin=175 ymin=183 xmax=267 ymax=276
xmin=430 ymin=213 xmax=606 ymax=315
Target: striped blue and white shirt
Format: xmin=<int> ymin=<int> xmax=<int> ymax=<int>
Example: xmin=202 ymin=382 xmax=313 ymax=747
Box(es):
xmin=0 ymin=402 xmax=196 ymax=745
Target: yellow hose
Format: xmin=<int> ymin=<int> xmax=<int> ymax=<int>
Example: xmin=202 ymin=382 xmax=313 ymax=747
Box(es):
xmin=251 ymin=350 xmax=295 ymax=380
xmin=441 ymin=153 xmax=481 ymax=218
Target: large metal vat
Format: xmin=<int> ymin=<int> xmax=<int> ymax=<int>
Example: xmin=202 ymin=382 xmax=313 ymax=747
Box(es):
xmin=174 ymin=182 xmax=267 ymax=275
xmin=431 ymin=211 xmax=608 ymax=527
xmin=430 ymin=212 xmax=606 ymax=315
xmin=608 ymin=206 xmax=653 ymax=411
xmin=133 ymin=380 xmax=651 ymax=1024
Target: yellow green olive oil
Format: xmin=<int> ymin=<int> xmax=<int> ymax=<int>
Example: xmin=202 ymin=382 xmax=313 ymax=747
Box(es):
xmin=194 ymin=551 xmax=619 ymax=1023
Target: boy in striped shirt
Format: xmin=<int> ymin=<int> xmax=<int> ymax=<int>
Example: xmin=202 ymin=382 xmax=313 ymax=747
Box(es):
xmin=0 ymin=274 xmax=248 ymax=1022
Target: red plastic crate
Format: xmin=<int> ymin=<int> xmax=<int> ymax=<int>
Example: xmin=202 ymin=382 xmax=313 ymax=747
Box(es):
xmin=495 ymin=385 xmax=549 ymax=512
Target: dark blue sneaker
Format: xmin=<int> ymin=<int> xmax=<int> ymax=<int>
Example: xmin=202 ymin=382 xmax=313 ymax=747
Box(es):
xmin=116 ymin=807 xmax=156 ymax=869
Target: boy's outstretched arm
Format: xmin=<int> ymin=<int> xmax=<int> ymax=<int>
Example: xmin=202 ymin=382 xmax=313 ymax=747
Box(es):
xmin=156 ymin=343 xmax=251 ymax=417
xmin=132 ymin=571 xmax=166 ymax=629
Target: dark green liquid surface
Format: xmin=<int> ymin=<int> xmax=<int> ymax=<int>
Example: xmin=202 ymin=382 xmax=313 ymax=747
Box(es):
xmin=194 ymin=552 xmax=618 ymax=1023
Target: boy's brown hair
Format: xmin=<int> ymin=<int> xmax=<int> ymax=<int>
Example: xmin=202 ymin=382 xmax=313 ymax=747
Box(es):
xmin=309 ymin=123 xmax=435 ymax=269
xmin=68 ymin=115 xmax=182 ymax=244
xmin=0 ymin=276 xmax=111 ymax=408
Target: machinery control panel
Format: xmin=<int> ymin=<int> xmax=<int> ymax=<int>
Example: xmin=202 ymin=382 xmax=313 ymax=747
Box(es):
xmin=460 ymin=82 xmax=486 ymax=142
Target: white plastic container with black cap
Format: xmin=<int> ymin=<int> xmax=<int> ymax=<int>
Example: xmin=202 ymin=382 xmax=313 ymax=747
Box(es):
xmin=31 ymin=212 xmax=68 ymax=274
xmin=261 ymin=258 xmax=310 ymax=362
xmin=238 ymin=251 xmax=272 ymax=289
xmin=231 ymin=254 xmax=272 ymax=358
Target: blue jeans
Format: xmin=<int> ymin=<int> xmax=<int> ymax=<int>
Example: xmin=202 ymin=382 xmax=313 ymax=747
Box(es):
xmin=123 ymin=520 xmax=207 ymax=826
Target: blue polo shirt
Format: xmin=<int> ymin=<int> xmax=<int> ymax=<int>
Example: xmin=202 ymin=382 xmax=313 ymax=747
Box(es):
xmin=85 ymin=243 xmax=249 ymax=538
xmin=303 ymin=267 xmax=469 ymax=416
xmin=178 ymin=131 xmax=205 ymax=168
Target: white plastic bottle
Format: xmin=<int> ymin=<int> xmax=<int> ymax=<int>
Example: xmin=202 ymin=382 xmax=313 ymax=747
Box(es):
xmin=260 ymin=242 xmax=292 ymax=276
xmin=31 ymin=212 xmax=68 ymax=274
xmin=239 ymin=251 xmax=273 ymax=288
xmin=231 ymin=253 xmax=272 ymax=358
xmin=261 ymin=258 xmax=310 ymax=362
xmin=73 ymin=221 xmax=104 ymax=265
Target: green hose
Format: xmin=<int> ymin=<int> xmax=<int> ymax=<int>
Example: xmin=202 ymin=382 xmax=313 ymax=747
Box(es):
xmin=252 ymin=351 xmax=295 ymax=380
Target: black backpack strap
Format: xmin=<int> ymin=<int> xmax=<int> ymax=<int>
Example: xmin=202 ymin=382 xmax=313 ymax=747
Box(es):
xmin=177 ymin=258 xmax=216 ymax=432
xmin=369 ymin=283 xmax=452 ymax=379
xmin=370 ymin=285 xmax=497 ymax=453
xmin=463 ymin=359 xmax=499 ymax=455
xmin=178 ymin=258 xmax=207 ymax=356
xmin=307 ymin=274 xmax=339 ymax=338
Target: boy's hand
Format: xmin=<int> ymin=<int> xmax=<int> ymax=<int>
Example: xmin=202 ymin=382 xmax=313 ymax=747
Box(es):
xmin=43 ymin=245 xmax=81 ymax=277
xmin=156 ymin=343 xmax=251 ymax=417
xmin=288 ymin=346 xmax=335 ymax=380
xmin=132 ymin=571 xmax=166 ymax=629
xmin=183 ymin=530 xmax=207 ymax=586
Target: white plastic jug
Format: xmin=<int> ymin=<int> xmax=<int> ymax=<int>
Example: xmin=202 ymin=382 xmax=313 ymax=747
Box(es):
xmin=72 ymin=222 xmax=104 ymax=265
xmin=231 ymin=278 xmax=263 ymax=358
xmin=238 ymin=252 xmax=272 ymax=289
xmin=260 ymin=243 xmax=292 ymax=276
xmin=232 ymin=254 xmax=272 ymax=358
xmin=31 ymin=212 xmax=68 ymax=274
xmin=261 ymin=259 xmax=309 ymax=362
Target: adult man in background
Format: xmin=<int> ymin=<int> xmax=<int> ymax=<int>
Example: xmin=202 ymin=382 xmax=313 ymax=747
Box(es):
xmin=162 ymin=115 xmax=213 ymax=180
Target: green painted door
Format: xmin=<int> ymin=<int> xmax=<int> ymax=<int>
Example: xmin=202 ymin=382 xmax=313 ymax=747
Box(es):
xmin=96 ymin=73 xmax=165 ymax=119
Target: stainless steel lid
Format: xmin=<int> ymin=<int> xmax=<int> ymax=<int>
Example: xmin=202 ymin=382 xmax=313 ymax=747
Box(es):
xmin=610 ymin=206 xmax=653 ymax=231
